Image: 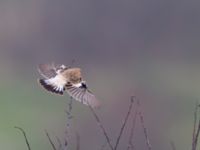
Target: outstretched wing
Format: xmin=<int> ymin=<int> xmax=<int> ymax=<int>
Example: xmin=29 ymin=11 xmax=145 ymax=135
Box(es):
xmin=38 ymin=78 xmax=65 ymax=95
xmin=37 ymin=63 xmax=67 ymax=95
xmin=37 ymin=63 xmax=57 ymax=79
xmin=37 ymin=63 xmax=67 ymax=79
xmin=66 ymin=85 xmax=100 ymax=108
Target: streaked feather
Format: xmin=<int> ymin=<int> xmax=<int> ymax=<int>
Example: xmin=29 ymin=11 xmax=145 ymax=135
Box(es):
xmin=37 ymin=63 xmax=57 ymax=79
xmin=66 ymin=85 xmax=100 ymax=108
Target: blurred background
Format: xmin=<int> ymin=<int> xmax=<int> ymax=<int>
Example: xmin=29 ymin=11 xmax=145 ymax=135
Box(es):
xmin=0 ymin=0 xmax=200 ymax=149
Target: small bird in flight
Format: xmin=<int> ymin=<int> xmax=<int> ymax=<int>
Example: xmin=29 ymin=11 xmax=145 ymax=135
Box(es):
xmin=37 ymin=63 xmax=100 ymax=108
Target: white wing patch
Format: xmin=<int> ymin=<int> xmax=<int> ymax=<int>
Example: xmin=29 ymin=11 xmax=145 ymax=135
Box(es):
xmin=39 ymin=75 xmax=67 ymax=95
xmin=45 ymin=75 xmax=66 ymax=91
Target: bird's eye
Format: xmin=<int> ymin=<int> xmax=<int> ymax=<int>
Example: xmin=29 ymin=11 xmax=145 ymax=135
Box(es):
xmin=79 ymin=77 xmax=82 ymax=81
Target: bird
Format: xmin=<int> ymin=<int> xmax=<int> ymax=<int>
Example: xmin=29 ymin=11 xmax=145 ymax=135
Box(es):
xmin=37 ymin=62 xmax=100 ymax=108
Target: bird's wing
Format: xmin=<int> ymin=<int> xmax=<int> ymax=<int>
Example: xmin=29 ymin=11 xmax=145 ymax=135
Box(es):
xmin=37 ymin=63 xmax=67 ymax=95
xmin=38 ymin=78 xmax=65 ymax=95
xmin=66 ymin=85 xmax=100 ymax=108
xmin=37 ymin=63 xmax=65 ymax=79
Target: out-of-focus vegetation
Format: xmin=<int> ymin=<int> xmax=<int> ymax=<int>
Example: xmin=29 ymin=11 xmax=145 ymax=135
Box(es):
xmin=0 ymin=0 xmax=200 ymax=149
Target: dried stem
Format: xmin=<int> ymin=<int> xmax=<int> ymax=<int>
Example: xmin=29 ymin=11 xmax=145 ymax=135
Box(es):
xmin=15 ymin=126 xmax=31 ymax=150
xmin=64 ymin=97 xmax=73 ymax=147
xmin=88 ymin=103 xmax=114 ymax=150
xmin=192 ymin=102 xmax=199 ymax=150
xmin=114 ymin=96 xmax=135 ymax=150
xmin=45 ymin=130 xmax=57 ymax=150
xmin=192 ymin=119 xmax=200 ymax=150
xmin=127 ymin=99 xmax=138 ymax=150
xmin=66 ymin=97 xmax=73 ymax=128
xmin=137 ymin=99 xmax=152 ymax=150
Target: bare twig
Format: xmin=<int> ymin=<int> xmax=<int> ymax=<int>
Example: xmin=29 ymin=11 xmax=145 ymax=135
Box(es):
xmin=15 ymin=127 xmax=31 ymax=150
xmin=170 ymin=141 xmax=176 ymax=150
xmin=192 ymin=102 xmax=198 ymax=141
xmin=192 ymin=119 xmax=200 ymax=150
xmin=88 ymin=103 xmax=114 ymax=150
xmin=192 ymin=102 xmax=199 ymax=150
xmin=15 ymin=126 xmax=31 ymax=150
xmin=137 ymin=99 xmax=152 ymax=150
xmin=64 ymin=97 xmax=73 ymax=148
xmin=114 ymin=96 xmax=135 ymax=150
xmin=45 ymin=130 xmax=57 ymax=150
xmin=127 ymin=99 xmax=138 ymax=150
xmin=66 ymin=97 xmax=73 ymax=127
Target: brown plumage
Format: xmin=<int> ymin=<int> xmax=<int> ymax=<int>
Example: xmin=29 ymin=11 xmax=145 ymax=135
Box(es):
xmin=61 ymin=68 xmax=82 ymax=84
xmin=37 ymin=63 xmax=100 ymax=108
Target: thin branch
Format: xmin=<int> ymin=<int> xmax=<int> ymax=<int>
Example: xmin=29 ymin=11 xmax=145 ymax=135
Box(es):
xmin=114 ymin=96 xmax=135 ymax=150
xmin=127 ymin=99 xmax=138 ymax=150
xmin=66 ymin=97 xmax=73 ymax=128
xmin=192 ymin=102 xmax=198 ymax=143
xmin=192 ymin=119 xmax=200 ymax=150
xmin=192 ymin=102 xmax=199 ymax=150
xmin=15 ymin=126 xmax=31 ymax=150
xmin=45 ymin=130 xmax=57 ymax=150
xmin=64 ymin=97 xmax=73 ymax=148
xmin=137 ymin=99 xmax=152 ymax=150
xmin=170 ymin=141 xmax=176 ymax=150
xmin=88 ymin=103 xmax=114 ymax=150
